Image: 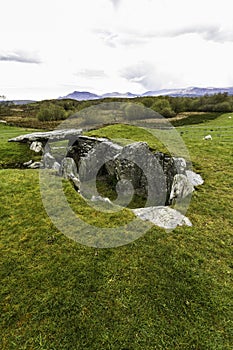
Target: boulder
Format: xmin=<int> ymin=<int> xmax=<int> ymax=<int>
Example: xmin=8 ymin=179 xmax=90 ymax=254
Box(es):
xmin=60 ymin=157 xmax=78 ymax=179
xmin=60 ymin=157 xmax=80 ymax=190
xmin=67 ymin=135 xmax=111 ymax=167
xmin=113 ymin=143 xmax=167 ymax=206
xmin=132 ymin=206 xmax=192 ymax=229
xmin=78 ymin=140 xmax=122 ymax=181
xmin=169 ymin=174 xmax=194 ymax=203
xmin=43 ymin=152 xmax=60 ymax=170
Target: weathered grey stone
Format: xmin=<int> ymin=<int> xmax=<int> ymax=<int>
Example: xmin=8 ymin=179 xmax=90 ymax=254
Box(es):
xmin=60 ymin=157 xmax=80 ymax=189
xmin=91 ymin=195 xmax=112 ymax=204
xmin=154 ymin=152 xmax=180 ymax=204
xmin=132 ymin=206 xmax=192 ymax=229
xmin=8 ymin=129 xmax=82 ymax=143
xmin=67 ymin=136 xmax=112 ymax=167
xmin=30 ymin=141 xmax=43 ymax=153
xmin=169 ymin=174 xmax=194 ymax=203
xmin=0 ymin=119 xmax=7 ymax=124
xmin=173 ymin=157 xmax=187 ymax=173
xmin=53 ymin=162 xmax=61 ymax=172
xmin=23 ymin=160 xmax=33 ymax=167
xmin=114 ymin=142 xmax=167 ymax=206
xmin=69 ymin=173 xmax=81 ymax=190
xmin=60 ymin=157 xmax=78 ymax=178
xmin=186 ymin=170 xmax=204 ymax=187
xmin=78 ymin=140 xmax=122 ymax=181
xmin=43 ymin=152 xmax=57 ymax=169
xmin=28 ymin=161 xmax=43 ymax=169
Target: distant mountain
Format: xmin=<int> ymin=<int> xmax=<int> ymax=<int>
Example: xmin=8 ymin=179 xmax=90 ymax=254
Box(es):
xmin=60 ymin=91 xmax=139 ymax=100
xmin=101 ymin=92 xmax=138 ymax=98
xmin=142 ymin=87 xmax=233 ymax=97
xmin=59 ymin=87 xmax=233 ymax=101
xmin=59 ymin=91 xmax=100 ymax=101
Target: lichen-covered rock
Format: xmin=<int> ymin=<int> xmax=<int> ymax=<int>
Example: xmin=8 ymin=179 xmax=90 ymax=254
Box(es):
xmin=42 ymin=152 xmax=57 ymax=169
xmin=67 ymin=135 xmax=109 ymax=166
xmin=169 ymin=174 xmax=194 ymax=203
xmin=59 ymin=157 xmax=80 ymax=190
xmin=78 ymin=140 xmax=122 ymax=181
xmin=132 ymin=206 xmax=192 ymax=229
xmin=186 ymin=170 xmax=204 ymax=186
xmin=60 ymin=157 xmax=78 ymax=178
xmin=113 ymin=142 xmax=167 ymax=206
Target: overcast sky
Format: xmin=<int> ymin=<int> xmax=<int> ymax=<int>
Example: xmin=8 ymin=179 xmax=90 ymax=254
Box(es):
xmin=1 ymin=0 xmax=233 ymax=100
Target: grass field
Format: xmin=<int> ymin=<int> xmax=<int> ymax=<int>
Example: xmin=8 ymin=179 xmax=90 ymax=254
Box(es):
xmin=0 ymin=113 xmax=232 ymax=349
xmin=0 ymin=124 xmax=42 ymax=168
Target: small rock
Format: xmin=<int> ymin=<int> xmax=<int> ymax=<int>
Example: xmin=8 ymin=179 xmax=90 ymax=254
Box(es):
xmin=186 ymin=170 xmax=204 ymax=186
xmin=30 ymin=141 xmax=43 ymax=153
xmin=203 ymin=135 xmax=212 ymax=140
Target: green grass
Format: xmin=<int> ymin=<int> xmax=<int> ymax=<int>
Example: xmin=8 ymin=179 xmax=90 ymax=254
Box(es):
xmin=171 ymin=112 xmax=222 ymax=127
xmin=86 ymin=123 xmax=168 ymax=153
xmin=0 ymin=113 xmax=233 ymax=349
xmin=0 ymin=124 xmax=42 ymax=168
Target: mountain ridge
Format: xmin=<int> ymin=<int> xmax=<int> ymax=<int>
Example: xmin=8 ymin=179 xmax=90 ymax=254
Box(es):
xmin=59 ymin=86 xmax=233 ymax=100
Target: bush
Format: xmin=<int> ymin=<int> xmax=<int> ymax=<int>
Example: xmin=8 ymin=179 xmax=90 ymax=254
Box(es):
xmin=37 ymin=104 xmax=66 ymax=121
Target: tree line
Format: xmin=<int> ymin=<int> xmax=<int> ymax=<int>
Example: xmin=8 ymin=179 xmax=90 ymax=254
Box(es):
xmin=1 ymin=92 xmax=233 ymax=121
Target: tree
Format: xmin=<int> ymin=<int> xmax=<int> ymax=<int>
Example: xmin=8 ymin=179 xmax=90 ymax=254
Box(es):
xmin=151 ymin=98 xmax=175 ymax=117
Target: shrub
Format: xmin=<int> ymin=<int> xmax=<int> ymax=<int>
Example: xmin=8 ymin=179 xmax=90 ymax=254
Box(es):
xmin=37 ymin=104 xmax=66 ymax=121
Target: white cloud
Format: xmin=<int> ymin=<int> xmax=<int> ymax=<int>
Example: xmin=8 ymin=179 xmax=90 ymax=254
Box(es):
xmin=1 ymin=0 xmax=233 ymax=99
xmin=109 ymin=0 xmax=121 ymax=9
xmin=0 ymin=51 xmax=41 ymax=64
xmin=75 ymin=69 xmax=107 ymax=79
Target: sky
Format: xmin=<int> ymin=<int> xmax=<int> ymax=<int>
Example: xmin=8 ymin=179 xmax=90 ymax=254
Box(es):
xmin=1 ymin=0 xmax=233 ymax=100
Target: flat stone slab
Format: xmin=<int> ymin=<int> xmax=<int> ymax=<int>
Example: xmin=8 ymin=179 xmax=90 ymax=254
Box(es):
xmin=132 ymin=206 xmax=192 ymax=229
xmin=8 ymin=129 xmax=83 ymax=143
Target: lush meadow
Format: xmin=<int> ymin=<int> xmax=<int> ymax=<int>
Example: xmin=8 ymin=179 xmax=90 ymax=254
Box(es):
xmin=0 ymin=113 xmax=232 ymax=349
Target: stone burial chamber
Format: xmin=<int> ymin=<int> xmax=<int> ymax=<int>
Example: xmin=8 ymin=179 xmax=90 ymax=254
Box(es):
xmin=9 ymin=128 xmax=204 ymax=229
